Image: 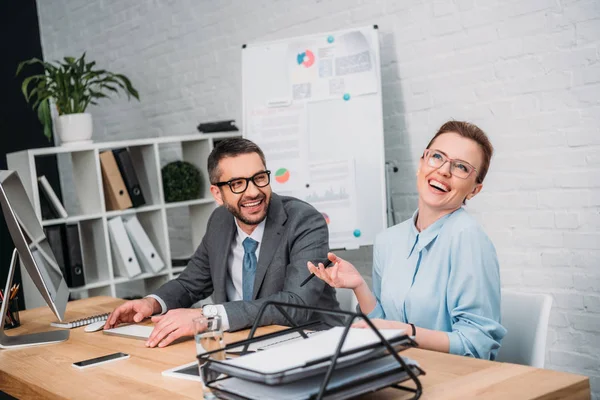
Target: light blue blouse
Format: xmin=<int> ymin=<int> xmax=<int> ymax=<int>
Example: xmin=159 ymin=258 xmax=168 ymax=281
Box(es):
xmin=368 ymin=208 xmax=506 ymax=360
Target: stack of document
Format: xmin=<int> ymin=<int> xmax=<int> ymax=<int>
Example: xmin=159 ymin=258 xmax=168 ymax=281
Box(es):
xmin=205 ymin=327 xmax=421 ymax=400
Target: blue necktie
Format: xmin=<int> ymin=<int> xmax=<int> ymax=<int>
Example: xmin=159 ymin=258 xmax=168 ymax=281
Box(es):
xmin=242 ymin=237 xmax=259 ymax=301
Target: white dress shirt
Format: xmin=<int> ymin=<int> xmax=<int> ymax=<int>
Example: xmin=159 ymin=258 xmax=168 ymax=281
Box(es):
xmin=148 ymin=218 xmax=266 ymax=331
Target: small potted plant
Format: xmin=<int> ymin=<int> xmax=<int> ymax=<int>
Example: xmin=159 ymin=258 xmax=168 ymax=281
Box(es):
xmin=16 ymin=53 xmax=139 ymax=145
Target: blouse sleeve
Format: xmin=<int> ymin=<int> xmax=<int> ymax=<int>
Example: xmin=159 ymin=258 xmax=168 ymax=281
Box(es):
xmin=446 ymin=225 xmax=507 ymax=360
xmin=367 ymin=236 xmax=386 ymax=319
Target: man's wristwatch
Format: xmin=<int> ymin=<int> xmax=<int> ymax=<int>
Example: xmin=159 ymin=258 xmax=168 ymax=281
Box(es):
xmin=202 ymin=304 xmax=219 ymax=318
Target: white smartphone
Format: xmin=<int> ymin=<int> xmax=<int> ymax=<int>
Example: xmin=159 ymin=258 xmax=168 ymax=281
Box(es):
xmin=72 ymin=352 xmax=130 ymax=369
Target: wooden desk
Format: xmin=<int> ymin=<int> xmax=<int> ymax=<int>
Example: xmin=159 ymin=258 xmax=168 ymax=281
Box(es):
xmin=0 ymin=297 xmax=590 ymax=399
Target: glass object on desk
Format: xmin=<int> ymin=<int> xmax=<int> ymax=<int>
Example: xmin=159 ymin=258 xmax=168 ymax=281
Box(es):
xmin=194 ymin=315 xmax=224 ymax=400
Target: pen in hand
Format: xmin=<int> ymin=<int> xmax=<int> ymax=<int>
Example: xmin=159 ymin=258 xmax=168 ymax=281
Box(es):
xmin=300 ymin=258 xmax=334 ymax=287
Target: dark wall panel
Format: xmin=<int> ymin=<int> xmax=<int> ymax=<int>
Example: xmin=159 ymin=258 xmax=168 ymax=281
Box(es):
xmin=0 ymin=0 xmax=61 ymax=309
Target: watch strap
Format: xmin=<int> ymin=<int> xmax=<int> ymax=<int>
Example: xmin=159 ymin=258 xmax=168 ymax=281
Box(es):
xmin=409 ymin=323 xmax=416 ymax=337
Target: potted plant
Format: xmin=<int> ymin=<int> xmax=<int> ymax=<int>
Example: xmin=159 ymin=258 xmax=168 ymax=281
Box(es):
xmin=16 ymin=53 xmax=139 ymax=145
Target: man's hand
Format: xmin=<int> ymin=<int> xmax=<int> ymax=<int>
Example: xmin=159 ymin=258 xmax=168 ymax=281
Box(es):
xmin=146 ymin=308 xmax=204 ymax=348
xmin=104 ymin=298 xmax=159 ymax=330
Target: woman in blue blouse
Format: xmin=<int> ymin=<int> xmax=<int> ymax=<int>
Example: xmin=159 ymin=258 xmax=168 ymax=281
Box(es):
xmin=308 ymin=120 xmax=506 ymax=360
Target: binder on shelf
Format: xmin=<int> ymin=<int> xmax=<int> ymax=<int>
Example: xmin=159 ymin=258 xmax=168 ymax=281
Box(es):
xmin=199 ymin=302 xmax=425 ymax=400
xmin=44 ymin=225 xmax=69 ymax=283
xmin=38 ymin=175 xmax=68 ymax=219
xmin=99 ymin=151 xmax=133 ymax=211
xmin=39 ymin=186 xmax=59 ymax=220
xmin=113 ymin=148 xmax=146 ymax=207
xmin=107 ymin=216 xmax=142 ymax=278
xmin=65 ymin=224 xmax=86 ymax=287
xmin=123 ymin=215 xmax=165 ymax=273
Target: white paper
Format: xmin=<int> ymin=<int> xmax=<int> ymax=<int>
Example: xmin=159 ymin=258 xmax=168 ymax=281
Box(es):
xmin=303 ymin=159 xmax=359 ymax=249
xmin=287 ymin=30 xmax=377 ymax=103
xmin=228 ymin=331 xmax=322 ymax=353
xmin=247 ymin=104 xmax=309 ymax=194
xmin=223 ymin=327 xmax=404 ymax=374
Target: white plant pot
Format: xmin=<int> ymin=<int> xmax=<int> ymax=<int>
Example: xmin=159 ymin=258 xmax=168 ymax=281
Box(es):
xmin=57 ymin=113 xmax=93 ymax=146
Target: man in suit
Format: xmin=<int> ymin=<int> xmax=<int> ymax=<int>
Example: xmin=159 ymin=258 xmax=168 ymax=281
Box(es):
xmin=105 ymin=138 xmax=342 ymax=347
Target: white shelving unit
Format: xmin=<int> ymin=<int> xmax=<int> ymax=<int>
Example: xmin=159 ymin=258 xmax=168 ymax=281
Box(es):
xmin=7 ymin=133 xmax=239 ymax=309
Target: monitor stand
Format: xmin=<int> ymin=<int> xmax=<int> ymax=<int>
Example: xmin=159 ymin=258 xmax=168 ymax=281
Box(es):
xmin=0 ymin=249 xmax=69 ymax=349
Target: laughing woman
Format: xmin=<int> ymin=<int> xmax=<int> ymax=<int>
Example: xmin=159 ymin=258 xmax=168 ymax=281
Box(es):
xmin=308 ymin=120 xmax=506 ymax=360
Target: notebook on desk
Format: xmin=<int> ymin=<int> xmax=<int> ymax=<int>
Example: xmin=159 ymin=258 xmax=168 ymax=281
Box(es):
xmin=50 ymin=313 xmax=110 ymax=329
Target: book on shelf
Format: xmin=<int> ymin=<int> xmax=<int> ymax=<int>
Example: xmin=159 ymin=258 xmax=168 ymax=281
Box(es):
xmin=113 ymin=148 xmax=146 ymax=208
xmin=99 ymin=151 xmax=133 ymax=211
xmin=38 ymin=175 xmax=68 ymax=219
xmin=65 ymin=224 xmax=86 ymax=287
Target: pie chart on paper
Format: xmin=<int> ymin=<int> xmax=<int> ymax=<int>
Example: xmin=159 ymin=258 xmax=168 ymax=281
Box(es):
xmin=275 ymin=168 xmax=290 ymax=184
xmin=296 ymin=50 xmax=315 ymax=68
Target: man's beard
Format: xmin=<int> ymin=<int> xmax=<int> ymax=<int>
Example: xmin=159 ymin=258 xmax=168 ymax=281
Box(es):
xmin=224 ymin=194 xmax=269 ymax=226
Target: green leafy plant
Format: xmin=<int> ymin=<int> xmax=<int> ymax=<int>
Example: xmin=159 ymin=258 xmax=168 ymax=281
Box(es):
xmin=16 ymin=53 xmax=140 ymax=141
xmin=162 ymin=161 xmax=204 ymax=202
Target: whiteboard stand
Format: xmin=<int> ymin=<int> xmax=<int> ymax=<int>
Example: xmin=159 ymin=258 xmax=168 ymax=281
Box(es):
xmin=385 ymin=161 xmax=398 ymax=227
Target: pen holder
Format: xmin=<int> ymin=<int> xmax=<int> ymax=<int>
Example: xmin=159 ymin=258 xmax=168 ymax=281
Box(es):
xmin=2 ymin=297 xmax=20 ymax=330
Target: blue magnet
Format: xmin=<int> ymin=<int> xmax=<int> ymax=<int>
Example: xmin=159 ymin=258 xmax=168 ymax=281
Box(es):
xmin=327 ymin=35 xmax=335 ymax=44
xmin=353 ymin=229 xmax=361 ymax=238
xmin=343 ymin=93 xmax=351 ymax=101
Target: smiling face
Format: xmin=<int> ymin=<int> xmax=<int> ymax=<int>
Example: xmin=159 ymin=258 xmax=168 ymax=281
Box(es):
xmin=416 ymin=132 xmax=484 ymax=215
xmin=209 ymin=152 xmax=272 ymax=234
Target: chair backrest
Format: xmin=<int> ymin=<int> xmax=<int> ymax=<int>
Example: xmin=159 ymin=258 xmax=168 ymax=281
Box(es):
xmin=496 ymin=290 xmax=553 ymax=368
xmin=335 ymin=288 xmax=359 ymax=312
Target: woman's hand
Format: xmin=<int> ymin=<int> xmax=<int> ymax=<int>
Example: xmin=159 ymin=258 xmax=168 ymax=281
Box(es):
xmin=307 ymin=252 xmax=365 ymax=289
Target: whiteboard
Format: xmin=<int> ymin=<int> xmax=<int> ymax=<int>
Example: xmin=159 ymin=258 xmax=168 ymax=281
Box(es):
xmin=242 ymin=25 xmax=386 ymax=249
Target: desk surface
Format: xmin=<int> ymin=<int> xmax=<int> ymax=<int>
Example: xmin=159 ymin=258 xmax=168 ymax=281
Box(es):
xmin=0 ymin=296 xmax=590 ymax=400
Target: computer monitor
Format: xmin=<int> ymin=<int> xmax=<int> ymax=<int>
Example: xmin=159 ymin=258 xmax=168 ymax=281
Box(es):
xmin=0 ymin=170 xmax=69 ymax=348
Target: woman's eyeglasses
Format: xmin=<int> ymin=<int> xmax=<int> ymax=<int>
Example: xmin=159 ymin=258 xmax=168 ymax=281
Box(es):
xmin=423 ymin=149 xmax=477 ymax=180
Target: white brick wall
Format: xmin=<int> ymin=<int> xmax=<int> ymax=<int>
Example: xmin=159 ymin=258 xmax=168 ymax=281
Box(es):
xmin=36 ymin=0 xmax=600 ymax=395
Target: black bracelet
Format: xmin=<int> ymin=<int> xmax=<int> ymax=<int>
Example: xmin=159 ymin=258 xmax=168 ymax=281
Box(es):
xmin=409 ymin=323 xmax=416 ymax=337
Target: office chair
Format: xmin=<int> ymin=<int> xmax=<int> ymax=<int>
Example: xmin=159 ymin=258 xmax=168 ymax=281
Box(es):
xmin=496 ymin=290 xmax=553 ymax=368
xmin=336 ymin=288 xmax=359 ymax=312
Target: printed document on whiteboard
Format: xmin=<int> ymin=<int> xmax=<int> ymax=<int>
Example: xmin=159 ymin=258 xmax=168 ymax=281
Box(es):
xmin=247 ymin=104 xmax=309 ymax=196
xmin=287 ymin=30 xmax=378 ymax=102
xmin=304 ymin=159 xmax=359 ymax=249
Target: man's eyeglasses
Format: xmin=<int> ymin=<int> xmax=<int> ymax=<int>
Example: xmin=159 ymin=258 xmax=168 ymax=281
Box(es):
xmin=423 ymin=149 xmax=478 ymax=180
xmin=214 ymin=170 xmax=271 ymax=194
